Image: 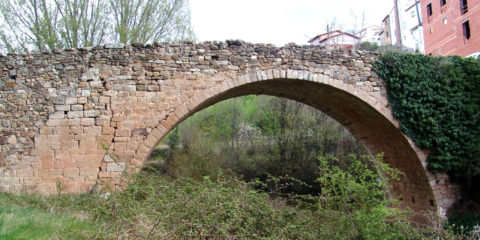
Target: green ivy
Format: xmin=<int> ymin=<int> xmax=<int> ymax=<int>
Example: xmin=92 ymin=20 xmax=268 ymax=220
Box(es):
xmin=374 ymin=52 xmax=480 ymax=184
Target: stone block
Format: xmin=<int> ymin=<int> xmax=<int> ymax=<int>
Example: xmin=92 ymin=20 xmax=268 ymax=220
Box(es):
xmin=104 ymin=154 xmax=114 ymax=163
xmin=67 ymin=111 xmax=84 ymax=118
xmin=102 ymin=127 xmax=115 ymax=135
xmin=107 ymin=162 xmax=125 ymax=172
xmin=132 ymin=128 xmax=148 ymax=136
xmin=84 ymin=110 xmax=99 ymax=118
xmin=80 ymin=118 xmax=95 ymax=126
xmin=98 ymin=172 xmax=111 ymax=178
xmin=49 ymin=111 xmax=65 ymax=119
xmin=114 ymin=137 xmax=129 ymax=142
xmin=78 ymin=97 xmax=88 ymax=104
xmin=65 ymin=97 xmax=78 ymax=105
xmin=80 ymin=169 xmax=98 ymax=177
xmin=105 ymin=43 xmax=125 ymax=49
xmin=16 ymin=168 xmax=34 ymax=178
xmin=116 ymin=129 xmax=131 ymax=137
xmin=49 ymin=169 xmax=63 ymax=177
xmin=71 ymin=105 xmax=83 ymax=111
xmin=81 ymin=90 xmax=91 ymax=97
xmin=23 ymin=177 xmax=42 ymax=184
xmin=55 ymin=105 xmax=71 ymax=111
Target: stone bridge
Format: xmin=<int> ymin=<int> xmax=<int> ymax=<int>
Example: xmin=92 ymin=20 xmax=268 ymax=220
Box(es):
xmin=0 ymin=41 xmax=458 ymax=222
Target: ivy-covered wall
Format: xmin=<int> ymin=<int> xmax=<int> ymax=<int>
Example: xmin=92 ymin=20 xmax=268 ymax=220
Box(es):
xmin=374 ymin=52 xmax=480 ymax=187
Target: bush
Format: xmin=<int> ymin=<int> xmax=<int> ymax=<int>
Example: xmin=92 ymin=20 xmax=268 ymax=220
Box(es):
xmin=314 ymin=154 xmax=426 ymax=239
xmin=91 ymin=171 xmax=323 ymax=239
xmin=91 ymin=154 xmax=457 ymax=239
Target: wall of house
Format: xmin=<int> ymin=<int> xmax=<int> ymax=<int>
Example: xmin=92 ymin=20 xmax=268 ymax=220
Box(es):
xmin=422 ymin=0 xmax=480 ymax=56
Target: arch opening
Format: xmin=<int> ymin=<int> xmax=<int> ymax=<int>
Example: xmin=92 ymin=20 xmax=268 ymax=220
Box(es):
xmin=134 ymin=77 xmax=437 ymax=224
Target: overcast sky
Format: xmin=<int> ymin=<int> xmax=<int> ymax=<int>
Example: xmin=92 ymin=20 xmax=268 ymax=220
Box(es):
xmin=190 ymin=0 xmax=393 ymax=46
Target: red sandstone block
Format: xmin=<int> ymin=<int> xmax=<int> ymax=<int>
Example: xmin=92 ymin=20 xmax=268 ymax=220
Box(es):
xmin=114 ymin=142 xmax=127 ymax=151
xmin=98 ymin=171 xmax=110 ymax=178
xmin=16 ymin=168 xmax=34 ymax=178
xmin=80 ymin=118 xmax=95 ymax=126
xmin=61 ymin=140 xmax=79 ymax=150
xmin=46 ymin=119 xmax=61 ymax=127
xmin=80 ymin=169 xmax=98 ymax=177
xmin=49 ymin=169 xmax=63 ymax=177
xmin=77 ymin=182 xmax=92 ymax=192
xmin=40 ymin=127 xmax=55 ymax=135
xmin=55 ymin=126 xmax=70 ymax=135
xmin=76 ymin=161 xmax=90 ymax=169
xmin=83 ymin=126 xmax=102 ymax=135
xmin=38 ymin=169 xmax=49 ymax=177
xmin=115 ymin=128 xmax=131 ymax=137
xmin=63 ymin=169 xmax=79 ymax=177
xmin=62 ymin=182 xmax=78 ymax=193
xmin=23 ymin=177 xmax=42 ymax=184
xmin=42 ymin=177 xmax=60 ymax=183
xmin=51 ymin=141 xmax=61 ymax=150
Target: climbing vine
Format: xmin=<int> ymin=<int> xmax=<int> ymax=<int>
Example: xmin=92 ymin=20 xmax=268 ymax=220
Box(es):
xmin=374 ymin=52 xmax=480 ymax=185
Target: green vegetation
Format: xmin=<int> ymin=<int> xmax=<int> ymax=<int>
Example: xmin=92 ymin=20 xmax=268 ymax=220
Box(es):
xmin=374 ymin=53 xmax=480 ymax=190
xmin=0 ymin=0 xmax=193 ymax=53
xmin=149 ymin=95 xmax=366 ymax=195
xmin=0 ymin=194 xmax=100 ymax=239
xmin=1 ymin=154 xmax=461 ymax=239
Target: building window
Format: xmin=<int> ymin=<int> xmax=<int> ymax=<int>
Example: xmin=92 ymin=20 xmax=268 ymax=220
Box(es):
xmin=462 ymin=20 xmax=471 ymax=40
xmin=460 ymin=0 xmax=468 ymax=14
xmin=427 ymin=3 xmax=433 ymax=17
xmin=440 ymin=0 xmax=447 ymax=6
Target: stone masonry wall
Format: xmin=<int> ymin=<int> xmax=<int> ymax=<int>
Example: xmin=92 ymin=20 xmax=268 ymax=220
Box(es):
xmin=0 ymin=41 xmax=459 ymax=220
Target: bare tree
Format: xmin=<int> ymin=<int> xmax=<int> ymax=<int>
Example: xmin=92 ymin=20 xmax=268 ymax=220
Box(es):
xmin=109 ymin=0 xmax=194 ymax=44
xmin=0 ymin=0 xmax=194 ymax=53
xmin=0 ymin=0 xmax=59 ymax=52
xmin=54 ymin=0 xmax=110 ymax=48
xmin=350 ymin=10 xmax=366 ymax=40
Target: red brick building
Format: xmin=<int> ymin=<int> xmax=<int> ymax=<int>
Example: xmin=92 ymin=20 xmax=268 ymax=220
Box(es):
xmin=421 ymin=0 xmax=480 ymax=57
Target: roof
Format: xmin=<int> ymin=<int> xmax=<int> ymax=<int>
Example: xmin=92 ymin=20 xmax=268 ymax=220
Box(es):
xmin=308 ymin=30 xmax=360 ymax=44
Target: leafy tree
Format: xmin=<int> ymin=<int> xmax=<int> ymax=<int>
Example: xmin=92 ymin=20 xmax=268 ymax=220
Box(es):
xmin=0 ymin=0 xmax=59 ymax=52
xmin=0 ymin=0 xmax=193 ymax=53
xmin=110 ymin=0 xmax=193 ymax=44
xmin=55 ymin=0 xmax=110 ymax=48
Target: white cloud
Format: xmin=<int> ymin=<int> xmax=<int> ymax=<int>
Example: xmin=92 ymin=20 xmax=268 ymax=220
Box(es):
xmin=190 ymin=0 xmax=392 ymax=46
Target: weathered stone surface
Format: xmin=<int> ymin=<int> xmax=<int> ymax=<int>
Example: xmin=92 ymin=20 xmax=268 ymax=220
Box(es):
xmin=107 ymin=162 xmax=125 ymax=172
xmin=0 ymin=41 xmax=458 ymax=223
xmin=104 ymin=43 xmax=125 ymax=49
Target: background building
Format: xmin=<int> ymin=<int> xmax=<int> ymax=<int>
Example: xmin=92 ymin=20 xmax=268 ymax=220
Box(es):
xmin=421 ymin=0 xmax=480 ymax=57
xmin=356 ymin=25 xmax=384 ymax=45
xmin=308 ymin=30 xmax=360 ymax=50
xmin=380 ymin=0 xmax=425 ymax=52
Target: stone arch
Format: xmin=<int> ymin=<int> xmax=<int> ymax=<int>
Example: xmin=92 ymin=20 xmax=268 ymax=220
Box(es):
xmin=0 ymin=42 xmax=459 ymax=225
xmin=131 ymin=70 xmax=437 ymax=223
